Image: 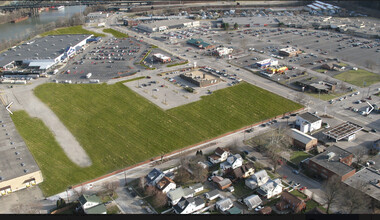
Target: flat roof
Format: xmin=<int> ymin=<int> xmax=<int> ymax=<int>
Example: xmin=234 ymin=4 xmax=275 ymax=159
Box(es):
xmin=221 ymin=17 xmax=279 ymax=25
xmin=181 ymin=69 xmax=219 ymax=81
xmin=0 ymin=107 xmax=41 ymax=183
xmin=323 ymin=121 xmax=363 ymax=141
xmin=344 ymin=168 xmax=380 ymax=202
xmin=298 ymin=112 xmax=321 ymax=124
xmin=0 ymin=34 xmax=92 ymax=67
xmin=309 ymin=145 xmax=355 ymax=176
xmin=138 ymin=18 xmax=196 ymax=29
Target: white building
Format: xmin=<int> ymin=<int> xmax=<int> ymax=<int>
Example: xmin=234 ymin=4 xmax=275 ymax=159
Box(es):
xmin=255 ymin=58 xmax=278 ymax=68
xmin=245 ymin=170 xmax=270 ymax=190
xmin=173 ymin=197 xmax=205 ymax=214
xmin=167 ymin=187 xmax=195 ymax=206
xmin=220 ymin=154 xmax=243 ymax=172
xmin=215 ymin=198 xmax=234 ymax=212
xmin=137 ymin=19 xmax=199 ymax=33
xmin=257 ymin=178 xmax=283 ymax=199
xmin=208 ymin=147 xmax=230 ymax=164
xmin=296 ymin=112 xmax=322 ymax=133
xmin=243 ymin=194 xmax=263 ymax=210
xmin=214 ymin=47 xmax=233 ymax=57
xmin=156 ymin=176 xmax=176 ymax=194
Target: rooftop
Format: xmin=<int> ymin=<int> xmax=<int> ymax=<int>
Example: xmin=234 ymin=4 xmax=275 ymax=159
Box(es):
xmin=344 ymin=168 xmax=380 ymax=202
xmin=298 ymin=112 xmax=321 ymax=124
xmin=309 ymin=145 xmax=355 ymax=176
xmin=221 ymin=17 xmax=279 ymax=25
xmin=0 ymin=34 xmax=92 ymax=67
xmin=323 ymin=121 xmax=363 ymax=141
xmin=0 ymin=107 xmax=41 ymax=184
xmin=291 ymin=128 xmax=317 ymax=144
xmin=138 ymin=18 xmax=196 ymax=29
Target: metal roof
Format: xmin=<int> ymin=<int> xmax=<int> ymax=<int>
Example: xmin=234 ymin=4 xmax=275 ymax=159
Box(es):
xmin=291 ymin=128 xmax=317 ymax=144
xmin=323 ymin=121 xmax=363 ymax=141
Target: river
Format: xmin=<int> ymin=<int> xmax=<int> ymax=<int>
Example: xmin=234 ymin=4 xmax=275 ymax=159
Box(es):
xmin=0 ymin=5 xmax=87 ymax=41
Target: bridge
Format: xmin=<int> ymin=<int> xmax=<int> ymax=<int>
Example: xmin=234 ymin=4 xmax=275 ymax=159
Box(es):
xmin=0 ymin=1 xmax=152 ymax=12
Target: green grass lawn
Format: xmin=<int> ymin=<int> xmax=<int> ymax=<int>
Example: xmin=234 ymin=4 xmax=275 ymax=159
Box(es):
xmin=315 ymin=69 xmax=327 ymax=73
xmin=40 ymin=25 xmax=106 ymax=37
xmin=306 ymin=91 xmax=352 ymax=101
xmin=303 ymin=199 xmax=327 ymax=213
xmin=334 ymin=69 xmax=380 ymax=87
xmin=290 ymin=151 xmax=311 ymax=165
xmin=289 ymin=189 xmax=307 ymax=200
xmin=102 ymin=28 xmax=128 ymax=38
xmin=232 ymin=180 xmax=253 ymax=198
xmin=13 ymin=82 xmax=302 ymax=196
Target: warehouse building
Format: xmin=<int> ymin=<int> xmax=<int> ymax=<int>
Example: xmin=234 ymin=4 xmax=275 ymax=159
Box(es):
xmin=180 ymin=68 xmax=221 ymax=88
xmin=0 ymin=34 xmax=92 ymax=76
xmin=220 ymin=17 xmax=279 ymax=28
xmin=290 ymin=128 xmax=318 ymax=151
xmin=136 ymin=19 xmax=199 ymax=33
xmin=0 ymin=108 xmax=43 ymax=196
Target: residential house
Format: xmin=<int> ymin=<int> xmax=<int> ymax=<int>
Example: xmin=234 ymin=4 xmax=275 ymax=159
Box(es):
xmin=189 ymin=183 xmax=204 ymax=194
xmin=204 ymin=189 xmax=220 ymax=201
xmin=290 ymin=128 xmax=318 ymax=151
xmin=226 ymin=162 xmax=255 ymax=181
xmin=78 ymin=194 xmax=106 ymax=214
xmin=296 ymin=112 xmax=322 ymax=133
xmin=307 ymin=145 xmax=355 ymax=181
xmin=215 ymin=198 xmax=234 ymax=212
xmin=276 ymin=191 xmax=306 ymax=213
xmin=145 ymin=168 xmax=165 ymax=186
xmin=208 ymin=147 xmax=230 ymax=164
xmin=167 ymin=187 xmax=195 ymax=206
xmin=173 ymin=196 xmax=205 ymax=214
xmin=156 ymin=176 xmax=176 ymax=194
xmin=220 ymin=154 xmax=243 ymax=172
xmin=257 ymin=178 xmax=283 ymax=199
xmin=245 ymin=170 xmax=270 ymax=190
xmin=216 ymin=178 xmax=232 ymax=191
xmin=243 ymin=194 xmax=263 ymax=210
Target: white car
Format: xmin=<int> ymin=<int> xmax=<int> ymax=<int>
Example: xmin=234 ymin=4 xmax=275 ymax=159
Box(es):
xmin=254 ymin=206 xmax=264 ymax=212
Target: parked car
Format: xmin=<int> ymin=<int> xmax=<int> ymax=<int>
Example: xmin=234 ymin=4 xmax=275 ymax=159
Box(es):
xmin=254 ymin=206 xmax=264 ymax=212
xmin=292 ymin=169 xmax=300 ymax=175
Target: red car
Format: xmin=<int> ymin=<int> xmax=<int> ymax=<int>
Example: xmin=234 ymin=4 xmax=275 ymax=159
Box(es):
xmin=300 ymin=186 xmax=307 ymax=191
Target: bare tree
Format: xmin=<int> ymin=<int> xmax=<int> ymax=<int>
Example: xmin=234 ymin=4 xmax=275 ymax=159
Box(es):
xmin=175 ymin=166 xmax=192 ymax=185
xmin=321 ymin=175 xmax=342 ymax=213
xmin=353 ymin=148 xmax=366 ymax=167
xmin=152 ymin=191 xmax=168 ymax=208
xmin=342 ymin=181 xmax=369 ymax=214
xmin=192 ymin=163 xmax=208 ymax=183
xmin=102 ymin=181 xmax=119 ymax=196
xmin=138 ymin=176 xmax=146 ymax=189
xmin=145 ymin=185 xmax=158 ymax=197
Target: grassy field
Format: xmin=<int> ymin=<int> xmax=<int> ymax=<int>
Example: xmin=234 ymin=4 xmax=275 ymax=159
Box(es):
xmin=290 ymin=151 xmax=311 ymax=165
xmin=102 ymin=28 xmax=128 ymax=38
xmin=13 ymin=82 xmax=302 ymax=196
xmin=289 ymin=189 xmax=308 ymax=200
xmin=40 ymin=25 xmax=106 ymax=37
xmin=306 ymin=91 xmax=352 ymax=101
xmin=334 ymin=69 xmax=380 ymax=87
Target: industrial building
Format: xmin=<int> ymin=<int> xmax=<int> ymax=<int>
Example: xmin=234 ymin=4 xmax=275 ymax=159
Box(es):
xmin=136 ymin=19 xmax=200 ymax=33
xmin=220 ymin=17 xmax=279 ymax=28
xmin=180 ymin=68 xmax=221 ymax=88
xmin=279 ymin=47 xmax=302 ymax=57
xmin=152 ymin=53 xmax=171 ymax=63
xmin=307 ymin=145 xmax=355 ymax=181
xmin=0 ymin=34 xmax=93 ymax=76
xmin=290 ymin=128 xmax=318 ymax=151
xmin=344 ymin=168 xmax=380 ymax=203
xmin=0 ymin=107 xmax=43 ymax=196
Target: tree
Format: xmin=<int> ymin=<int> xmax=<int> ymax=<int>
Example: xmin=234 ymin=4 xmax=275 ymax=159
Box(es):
xmin=234 ymin=22 xmax=239 ymax=30
xmin=145 ymin=185 xmax=158 ymax=197
xmin=152 ymin=191 xmax=168 ymax=208
xmin=342 ymin=181 xmax=369 ymax=214
xmin=102 ymin=181 xmax=119 ymax=197
xmin=56 ymin=198 xmax=66 ymax=209
xmin=223 ymin=23 xmax=229 ymax=31
xmin=192 ymin=163 xmax=208 ymax=183
xmin=138 ymin=176 xmax=146 ymax=189
xmin=353 ymin=148 xmax=366 ymax=167
xmin=321 ymin=175 xmax=342 ymax=213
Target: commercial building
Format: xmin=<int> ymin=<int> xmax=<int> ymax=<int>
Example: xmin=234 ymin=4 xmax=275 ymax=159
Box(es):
xmin=279 ymin=47 xmax=302 ymax=57
xmin=180 ymin=69 xmax=221 ymax=88
xmin=307 ymin=145 xmax=356 ymax=181
xmin=0 ymin=34 xmax=92 ymax=76
xmin=295 ymin=78 xmax=336 ymax=94
xmin=220 ymin=17 xmax=279 ymax=28
xmin=136 ymin=19 xmax=199 ymax=33
xmin=152 ymin=53 xmax=171 ymax=63
xmin=323 ymin=121 xmax=363 ymax=142
xmin=0 ymin=108 xmax=43 ymax=196
xmin=290 ymin=128 xmax=318 ymax=151
xmin=86 ymin=12 xmax=109 ymax=27
xmin=255 ymin=59 xmax=278 ymax=68
xmin=213 ymin=47 xmax=233 ymax=57
xmin=186 ymin=38 xmax=214 ymax=49
xmin=344 ymin=167 xmax=380 ymax=202
xmin=295 ymin=112 xmax=322 ymax=133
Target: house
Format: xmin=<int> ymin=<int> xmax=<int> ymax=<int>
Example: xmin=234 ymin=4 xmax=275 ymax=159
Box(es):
xmin=78 ymin=194 xmax=106 ymax=214
xmin=276 ymin=191 xmax=306 ymax=213
xmin=226 ymin=162 xmax=255 ymax=181
xmin=259 ymin=206 xmax=272 ymax=214
xmin=308 ymin=145 xmax=355 ymax=181
xmin=243 ymin=194 xmax=263 ymax=210
xmin=204 ymin=189 xmax=220 ymax=201
xmin=145 ymin=168 xmax=165 ymax=186
xmin=295 ymin=112 xmax=322 ymax=133
xmin=220 ymin=154 xmax=243 ymax=172
xmin=173 ymin=196 xmax=205 ymax=214
xmin=290 ymin=128 xmax=318 ymax=151
xmin=156 ymin=176 xmax=176 ymax=194
xmin=245 ymin=170 xmax=270 ymax=190
xmin=189 ymin=183 xmax=204 ymax=193
xmin=208 ymin=147 xmax=230 ymax=164
xmin=257 ymin=178 xmax=283 ymax=199
xmin=215 ymin=198 xmax=234 ymax=212
xmin=167 ymin=187 xmax=195 ymax=206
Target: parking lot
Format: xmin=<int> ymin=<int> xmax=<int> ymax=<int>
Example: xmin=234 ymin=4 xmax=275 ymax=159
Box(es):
xmin=54 ymin=36 xmax=150 ymax=83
